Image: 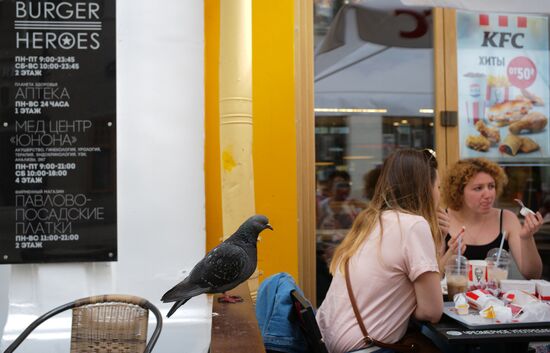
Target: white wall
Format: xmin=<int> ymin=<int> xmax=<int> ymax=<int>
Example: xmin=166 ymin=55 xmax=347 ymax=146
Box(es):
xmin=0 ymin=0 xmax=210 ymax=352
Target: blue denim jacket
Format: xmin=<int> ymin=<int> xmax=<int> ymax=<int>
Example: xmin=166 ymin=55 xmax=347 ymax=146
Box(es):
xmin=256 ymin=272 xmax=308 ymax=353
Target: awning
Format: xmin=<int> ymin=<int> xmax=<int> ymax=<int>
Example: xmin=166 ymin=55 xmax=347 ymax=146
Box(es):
xmin=400 ymin=0 xmax=550 ymax=14
xmin=315 ymin=2 xmax=434 ymax=117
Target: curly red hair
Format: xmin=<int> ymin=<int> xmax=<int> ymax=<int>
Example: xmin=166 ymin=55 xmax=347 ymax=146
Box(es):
xmin=443 ymin=158 xmax=508 ymax=210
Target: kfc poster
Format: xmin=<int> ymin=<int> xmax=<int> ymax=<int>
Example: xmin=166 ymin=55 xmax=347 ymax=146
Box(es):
xmin=457 ymin=11 xmax=549 ymax=162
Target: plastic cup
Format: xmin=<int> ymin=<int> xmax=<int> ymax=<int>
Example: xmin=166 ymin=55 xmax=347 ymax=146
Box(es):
xmin=468 ymin=260 xmax=488 ymax=288
xmin=487 ymin=261 xmax=509 ymax=283
xmin=463 ymin=72 xmax=487 ymax=124
xmin=486 ymin=248 xmax=510 ymax=286
xmin=445 ymin=255 xmax=469 ymax=300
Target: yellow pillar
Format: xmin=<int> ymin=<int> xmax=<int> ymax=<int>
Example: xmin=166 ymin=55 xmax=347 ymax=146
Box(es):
xmin=219 ymin=0 xmax=254 ymax=234
xmin=206 ymin=0 xmax=299 ymax=297
xmin=252 ymin=0 xmax=299 ymax=286
xmin=219 ymin=0 xmax=259 ymax=295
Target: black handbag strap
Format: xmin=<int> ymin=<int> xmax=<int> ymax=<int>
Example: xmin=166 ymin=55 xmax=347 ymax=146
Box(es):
xmin=344 ymin=260 xmax=416 ymax=353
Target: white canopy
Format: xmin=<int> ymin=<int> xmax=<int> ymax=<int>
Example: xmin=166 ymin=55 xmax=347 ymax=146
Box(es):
xmin=401 ymin=0 xmax=550 ymax=14
xmin=314 ymin=2 xmax=434 ymax=117
xmin=315 ymin=0 xmax=550 ymax=117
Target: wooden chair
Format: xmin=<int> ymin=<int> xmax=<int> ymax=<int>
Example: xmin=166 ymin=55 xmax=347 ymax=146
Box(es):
xmin=290 ymin=290 xmax=329 ymax=353
xmin=4 ymin=294 xmax=163 ymax=353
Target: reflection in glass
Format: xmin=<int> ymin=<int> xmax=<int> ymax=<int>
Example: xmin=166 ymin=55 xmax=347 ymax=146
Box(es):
xmin=314 ymin=0 xmax=435 ymax=304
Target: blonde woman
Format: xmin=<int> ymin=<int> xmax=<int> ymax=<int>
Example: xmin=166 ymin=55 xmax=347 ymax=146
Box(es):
xmin=317 ymin=149 xmax=443 ymax=353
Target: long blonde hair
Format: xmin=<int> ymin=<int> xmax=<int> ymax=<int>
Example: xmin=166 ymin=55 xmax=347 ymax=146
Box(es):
xmin=329 ymin=149 xmax=441 ymax=274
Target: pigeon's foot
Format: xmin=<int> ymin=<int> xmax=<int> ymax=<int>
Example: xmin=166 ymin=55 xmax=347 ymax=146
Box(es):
xmin=217 ymin=294 xmax=244 ymax=304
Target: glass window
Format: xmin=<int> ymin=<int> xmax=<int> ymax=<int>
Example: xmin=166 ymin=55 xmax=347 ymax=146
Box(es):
xmin=453 ymin=10 xmax=550 ymax=280
xmin=314 ymin=0 xmax=435 ymax=304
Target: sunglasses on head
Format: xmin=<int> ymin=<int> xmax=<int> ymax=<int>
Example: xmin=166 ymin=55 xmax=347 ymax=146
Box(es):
xmin=422 ymin=148 xmax=436 ymax=159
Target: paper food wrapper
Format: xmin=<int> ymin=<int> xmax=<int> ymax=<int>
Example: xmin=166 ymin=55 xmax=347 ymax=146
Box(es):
xmin=500 ymin=280 xmax=537 ymax=295
xmin=533 ymin=280 xmax=550 ymax=300
xmin=453 ymin=293 xmax=469 ymax=315
xmin=465 ymin=289 xmax=503 ymax=310
xmin=517 ymin=302 xmax=550 ymax=322
xmin=480 ymin=305 xmax=513 ymax=323
xmin=502 ymin=290 xmax=539 ymax=306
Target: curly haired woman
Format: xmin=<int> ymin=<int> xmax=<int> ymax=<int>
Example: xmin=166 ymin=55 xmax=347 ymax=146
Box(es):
xmin=441 ymin=157 xmax=543 ymax=279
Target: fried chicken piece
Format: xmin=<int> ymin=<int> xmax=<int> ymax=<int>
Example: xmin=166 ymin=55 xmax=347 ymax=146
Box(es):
xmin=509 ymin=111 xmax=548 ymax=134
xmin=519 ymin=137 xmax=540 ymax=153
xmin=466 ymin=135 xmax=490 ymax=152
xmin=475 ymin=120 xmax=500 ymax=145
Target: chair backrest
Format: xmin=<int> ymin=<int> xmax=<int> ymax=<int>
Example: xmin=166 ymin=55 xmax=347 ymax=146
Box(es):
xmin=4 ymin=294 xmax=163 ymax=353
xmin=290 ymin=290 xmax=329 ymax=353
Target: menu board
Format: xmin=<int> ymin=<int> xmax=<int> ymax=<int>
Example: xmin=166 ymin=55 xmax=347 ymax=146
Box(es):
xmin=0 ymin=0 xmax=116 ymax=264
xmin=457 ymin=11 xmax=550 ymax=162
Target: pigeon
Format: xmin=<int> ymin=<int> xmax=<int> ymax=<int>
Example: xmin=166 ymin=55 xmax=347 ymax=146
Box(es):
xmin=161 ymin=214 xmax=273 ymax=317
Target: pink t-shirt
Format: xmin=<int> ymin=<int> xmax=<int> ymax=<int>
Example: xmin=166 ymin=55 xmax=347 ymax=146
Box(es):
xmin=316 ymin=211 xmax=439 ymax=353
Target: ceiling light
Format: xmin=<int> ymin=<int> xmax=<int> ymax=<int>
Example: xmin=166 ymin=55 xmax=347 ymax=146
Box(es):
xmin=419 ymin=108 xmax=434 ymax=114
xmin=343 ymin=156 xmax=374 ymax=160
xmin=314 ymin=108 xmax=387 ymax=114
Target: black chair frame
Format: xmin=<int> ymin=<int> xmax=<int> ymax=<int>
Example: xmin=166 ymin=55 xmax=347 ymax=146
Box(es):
xmin=290 ymin=290 xmax=329 ymax=353
xmin=4 ymin=294 xmax=163 ymax=353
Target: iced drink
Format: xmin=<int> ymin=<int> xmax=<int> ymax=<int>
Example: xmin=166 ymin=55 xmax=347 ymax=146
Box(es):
xmin=487 ymin=259 xmax=509 ymax=284
xmin=446 ymin=260 xmax=469 ymax=301
xmin=447 ymin=274 xmax=469 ymax=300
xmin=485 ymin=248 xmax=510 ymax=287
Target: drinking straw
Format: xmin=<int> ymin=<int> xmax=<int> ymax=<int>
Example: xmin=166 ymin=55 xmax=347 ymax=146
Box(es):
xmin=457 ymin=236 xmax=461 ymax=275
xmin=456 ymin=226 xmax=465 ymax=274
xmin=496 ymin=231 xmax=507 ymax=266
xmin=457 ymin=236 xmax=461 ymax=260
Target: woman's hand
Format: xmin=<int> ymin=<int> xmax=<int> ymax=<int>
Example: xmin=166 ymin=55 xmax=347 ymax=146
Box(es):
xmin=519 ymin=211 xmax=544 ymax=239
xmin=437 ymin=208 xmax=450 ymax=237
xmin=440 ymin=228 xmax=466 ymax=268
xmin=446 ymin=232 xmax=466 ymax=256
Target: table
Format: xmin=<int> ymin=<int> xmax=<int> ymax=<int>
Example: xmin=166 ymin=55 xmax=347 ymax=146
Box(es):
xmin=423 ymin=314 xmax=550 ymax=353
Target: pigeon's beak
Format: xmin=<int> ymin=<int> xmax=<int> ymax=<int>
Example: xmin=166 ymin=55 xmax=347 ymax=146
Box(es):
xmin=266 ymin=223 xmax=273 ymax=231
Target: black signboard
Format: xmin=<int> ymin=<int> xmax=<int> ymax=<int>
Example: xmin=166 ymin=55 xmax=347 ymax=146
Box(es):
xmin=0 ymin=0 xmax=116 ymax=263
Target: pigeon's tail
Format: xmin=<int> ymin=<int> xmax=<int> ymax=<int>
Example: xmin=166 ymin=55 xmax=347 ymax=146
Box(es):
xmin=161 ymin=276 xmax=207 ymax=301
xmin=166 ymin=298 xmax=191 ymax=318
